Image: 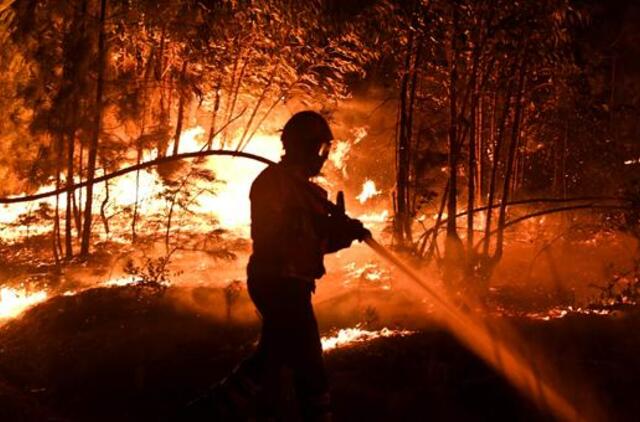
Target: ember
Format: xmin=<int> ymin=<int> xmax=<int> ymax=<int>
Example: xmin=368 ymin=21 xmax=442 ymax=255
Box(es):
xmin=321 ymin=326 xmax=414 ymax=352
xmin=343 ymin=261 xmax=392 ymax=290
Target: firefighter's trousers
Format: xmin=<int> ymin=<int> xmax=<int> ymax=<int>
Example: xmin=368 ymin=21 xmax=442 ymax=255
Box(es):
xmin=240 ymin=275 xmax=330 ymax=420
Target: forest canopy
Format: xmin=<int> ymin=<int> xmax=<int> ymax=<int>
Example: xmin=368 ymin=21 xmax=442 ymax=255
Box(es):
xmin=0 ymin=0 xmax=638 ymax=270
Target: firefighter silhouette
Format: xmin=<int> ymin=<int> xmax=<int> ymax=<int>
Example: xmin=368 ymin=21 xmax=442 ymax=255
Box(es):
xmin=186 ymin=111 xmax=369 ymax=421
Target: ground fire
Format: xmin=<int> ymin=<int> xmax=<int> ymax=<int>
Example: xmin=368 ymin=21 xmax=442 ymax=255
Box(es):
xmin=1 ymin=0 xmax=640 ymax=421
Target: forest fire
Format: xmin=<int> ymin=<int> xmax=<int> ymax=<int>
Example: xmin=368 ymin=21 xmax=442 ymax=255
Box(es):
xmin=0 ymin=125 xmax=285 ymax=242
xmin=0 ymin=0 xmax=639 ymax=421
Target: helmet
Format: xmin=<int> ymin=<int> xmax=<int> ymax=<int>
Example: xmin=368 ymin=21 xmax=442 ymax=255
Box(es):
xmin=281 ymin=111 xmax=334 ymax=176
xmin=281 ymin=111 xmax=333 ymax=155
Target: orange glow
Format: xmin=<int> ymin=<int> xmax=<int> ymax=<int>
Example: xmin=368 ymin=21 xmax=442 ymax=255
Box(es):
xmin=0 ymin=287 xmax=48 ymax=320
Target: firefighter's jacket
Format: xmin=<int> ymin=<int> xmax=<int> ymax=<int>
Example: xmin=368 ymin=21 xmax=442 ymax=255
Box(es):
xmin=247 ymin=162 xmax=352 ymax=283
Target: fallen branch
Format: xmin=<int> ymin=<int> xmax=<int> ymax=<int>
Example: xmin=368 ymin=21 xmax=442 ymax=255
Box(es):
xmin=417 ymin=196 xmax=631 ymax=244
xmin=0 ymin=150 xmax=276 ymax=204
xmin=472 ymin=203 xmax=632 ymax=251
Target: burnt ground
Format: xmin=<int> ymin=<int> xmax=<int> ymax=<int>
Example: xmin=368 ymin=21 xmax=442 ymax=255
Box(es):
xmin=0 ymin=285 xmax=638 ymax=421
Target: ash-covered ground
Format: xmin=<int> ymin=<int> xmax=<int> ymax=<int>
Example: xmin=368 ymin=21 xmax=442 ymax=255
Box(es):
xmin=0 ymin=283 xmax=639 ymax=421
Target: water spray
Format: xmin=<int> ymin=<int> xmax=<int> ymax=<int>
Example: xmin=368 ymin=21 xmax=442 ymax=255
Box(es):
xmin=362 ymin=235 xmax=587 ymax=422
xmin=317 ymin=185 xmax=591 ymax=421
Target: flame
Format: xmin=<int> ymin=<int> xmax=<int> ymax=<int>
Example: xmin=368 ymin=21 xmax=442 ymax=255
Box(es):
xmin=328 ymin=140 xmax=351 ymax=173
xmin=162 ymin=126 xmax=283 ymax=231
xmin=0 ymin=273 xmax=173 ymax=322
xmin=519 ymin=306 xmax=613 ymax=321
xmin=101 ymin=276 xmax=140 ymax=287
xmin=0 ymin=287 xmax=48 ymax=319
xmin=0 ymin=125 xmax=283 ymax=242
xmin=352 ymin=126 xmax=368 ymax=144
xmin=321 ymin=326 xmax=413 ymax=352
xmin=198 ymin=131 xmax=282 ymax=231
xmin=326 ymin=127 xmax=367 ymax=177
xmin=357 ymin=209 xmax=389 ymax=223
xmin=356 ymin=179 xmax=381 ymax=204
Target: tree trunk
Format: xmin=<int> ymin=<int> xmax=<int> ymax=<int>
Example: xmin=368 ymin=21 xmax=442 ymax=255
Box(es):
xmin=465 ymin=42 xmax=483 ymax=253
xmin=421 ymin=181 xmax=449 ymax=261
xmin=172 ymin=60 xmax=188 ymax=156
xmin=77 ymin=143 xmax=83 ymax=234
xmin=224 ymin=58 xmax=248 ymax=146
xmin=446 ymin=6 xmax=459 ymax=240
xmin=53 ymin=164 xmax=61 ymax=265
xmin=157 ymin=26 xmax=168 ymax=157
xmin=206 ymin=79 xmax=222 ymax=149
xmin=51 ymin=137 xmax=63 ymax=268
xmin=100 ymin=170 xmax=110 ymax=236
xmin=482 ymin=67 xmax=517 ymax=256
xmin=477 ymin=95 xmax=484 ymax=200
xmin=467 ymin=97 xmax=477 ymax=251
xmin=236 ymin=62 xmax=279 ymax=152
xmin=495 ymin=57 xmax=527 ymax=260
xmin=222 ymin=46 xmax=243 ymax=146
xmin=404 ymin=43 xmax=421 ymax=244
xmin=72 ymin=187 xmax=81 ymax=240
xmin=79 ymin=0 xmax=107 ymax=258
xmin=485 ymin=91 xmax=497 ymax=199
xmin=394 ymin=31 xmax=414 ymax=246
xmin=131 ymin=47 xmax=154 ymax=242
xmin=165 ymin=198 xmax=176 ymax=253
xmin=442 ymin=4 xmax=466 ymax=287
xmin=65 ymin=132 xmax=74 ymax=259
xmin=131 ymin=149 xmax=142 ymax=243
xmin=53 ymin=132 xmax=64 ymax=261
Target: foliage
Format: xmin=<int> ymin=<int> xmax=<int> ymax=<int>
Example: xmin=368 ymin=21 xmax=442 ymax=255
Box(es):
xmin=122 ymin=253 xmax=179 ymax=292
xmin=0 ymin=0 xmax=384 ymax=258
xmin=591 ymin=260 xmax=640 ymax=308
xmin=0 ymin=0 xmax=638 ymax=272
xmin=5 ymin=202 xmax=54 ymax=241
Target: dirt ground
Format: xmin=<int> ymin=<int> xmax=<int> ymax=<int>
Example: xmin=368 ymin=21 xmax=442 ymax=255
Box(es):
xmin=0 ymin=285 xmax=638 ymax=421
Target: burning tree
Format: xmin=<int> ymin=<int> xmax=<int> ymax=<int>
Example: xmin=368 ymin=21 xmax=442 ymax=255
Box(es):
xmin=0 ymin=0 xmax=382 ymax=259
xmin=380 ymin=0 xmax=609 ymax=290
xmin=0 ymin=0 xmax=637 ymax=292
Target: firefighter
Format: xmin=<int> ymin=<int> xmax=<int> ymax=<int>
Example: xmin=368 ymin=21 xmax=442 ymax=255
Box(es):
xmin=209 ymin=111 xmax=370 ymax=421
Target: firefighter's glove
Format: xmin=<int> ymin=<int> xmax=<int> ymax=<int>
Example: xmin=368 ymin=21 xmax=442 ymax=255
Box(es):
xmin=333 ymin=215 xmax=371 ymax=243
xmin=347 ymin=217 xmax=371 ymax=242
xmin=331 ymin=192 xmax=371 ymax=243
